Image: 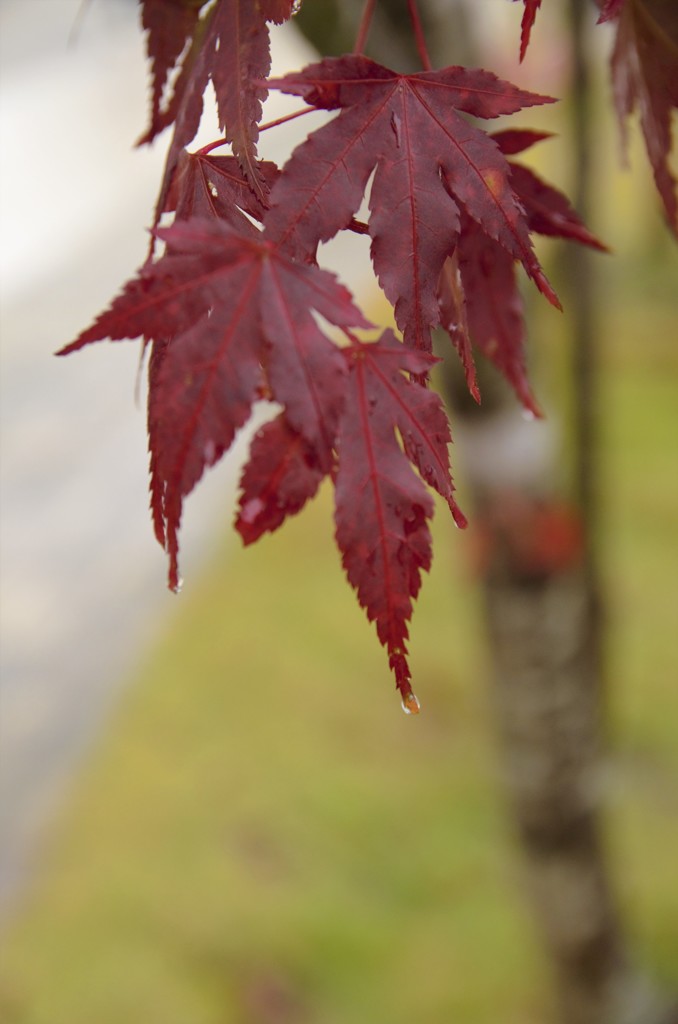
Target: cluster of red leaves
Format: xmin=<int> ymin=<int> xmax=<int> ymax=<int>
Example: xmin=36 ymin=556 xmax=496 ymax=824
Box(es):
xmin=59 ymin=0 xmax=672 ymax=707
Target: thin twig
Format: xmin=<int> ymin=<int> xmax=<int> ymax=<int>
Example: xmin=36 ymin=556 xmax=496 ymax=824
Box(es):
xmin=407 ymin=0 xmax=432 ymax=70
xmin=259 ymin=106 xmax=316 ymax=132
xmin=354 ymin=0 xmax=378 ymax=55
xmin=197 ymin=107 xmax=316 ymax=157
xmin=197 ymin=138 xmax=229 ymax=156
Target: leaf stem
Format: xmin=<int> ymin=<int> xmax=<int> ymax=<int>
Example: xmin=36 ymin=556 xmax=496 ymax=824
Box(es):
xmin=197 ymin=138 xmax=229 ymax=156
xmin=197 ymin=106 xmax=315 ymax=158
xmin=354 ymin=0 xmax=377 ymax=55
xmin=259 ymin=105 xmax=316 ymax=132
xmin=407 ymin=0 xmax=432 ymax=71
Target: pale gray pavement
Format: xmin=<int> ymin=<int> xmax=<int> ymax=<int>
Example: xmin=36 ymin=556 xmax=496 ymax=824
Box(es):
xmin=0 ymin=1 xmax=374 ymax=923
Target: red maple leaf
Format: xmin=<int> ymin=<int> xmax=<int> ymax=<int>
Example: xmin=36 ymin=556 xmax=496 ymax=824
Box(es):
xmin=138 ymin=0 xmax=206 ymax=145
xmin=59 ymin=218 xmax=369 ymax=590
xmin=165 ymin=150 xmax=279 ymax=232
xmin=438 ymin=129 xmax=607 ymax=413
xmin=335 ymin=331 xmax=465 ymax=706
xmin=603 ymin=0 xmax=678 ymax=234
xmin=265 ymin=56 xmax=560 ymax=357
xmin=139 ymin=0 xmax=287 ymax=209
xmin=236 ymin=415 xmax=325 ymax=545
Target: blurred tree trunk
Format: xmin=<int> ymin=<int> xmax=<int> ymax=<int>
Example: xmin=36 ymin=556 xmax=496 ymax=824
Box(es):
xmin=458 ymin=2 xmax=669 ymax=1020
xmin=296 ymin=3 xmax=675 ymax=1022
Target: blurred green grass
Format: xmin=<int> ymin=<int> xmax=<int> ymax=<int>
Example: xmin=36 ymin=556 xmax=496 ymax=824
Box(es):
xmin=1 ymin=284 xmax=676 ymax=1022
xmin=0 ymin=486 xmax=546 ymax=1024
xmin=2 ymin=81 xmax=677 ymax=1023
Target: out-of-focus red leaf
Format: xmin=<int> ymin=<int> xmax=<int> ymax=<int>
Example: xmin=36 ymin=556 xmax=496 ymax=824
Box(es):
xmin=140 ymin=0 xmax=284 ymax=207
xmin=605 ymin=0 xmax=678 ymax=234
xmin=139 ymin=0 xmax=206 ymax=145
xmin=492 ymin=131 xmax=608 ymax=250
xmin=438 ymin=131 xmax=606 ymax=412
xmin=514 ymin=0 xmax=543 ymax=61
xmin=598 ymin=0 xmax=626 ymax=24
xmin=510 ymin=162 xmax=609 ymax=249
xmin=486 ymin=128 xmax=553 ymax=156
xmin=472 ymin=494 xmax=584 ymax=580
xmin=456 ymin=213 xmax=539 ymax=416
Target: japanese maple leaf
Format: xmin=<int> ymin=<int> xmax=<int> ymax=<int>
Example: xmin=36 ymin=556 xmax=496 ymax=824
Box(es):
xmin=165 ymin=150 xmax=279 ymax=232
xmin=603 ymin=0 xmax=678 ymax=234
xmin=438 ymin=129 xmax=607 ymax=413
xmin=514 ymin=0 xmax=543 ymax=61
xmin=236 ymin=415 xmax=326 ymax=545
xmin=59 ymin=218 xmax=368 ymax=589
xmin=265 ymin=56 xmax=559 ymax=358
xmin=503 ymin=133 xmax=606 ymax=249
xmin=139 ymin=0 xmax=206 ymax=145
xmin=438 ymin=215 xmax=536 ymax=412
xmin=335 ymin=331 xmax=465 ymax=706
xmin=139 ymin=0 xmax=282 ymax=204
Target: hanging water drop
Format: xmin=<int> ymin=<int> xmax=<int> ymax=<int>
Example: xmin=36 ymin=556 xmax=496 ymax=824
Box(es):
xmin=171 ymin=576 xmax=184 ymax=595
xmin=291 ymin=0 xmax=303 ymax=14
xmin=401 ymin=692 xmax=421 ymax=715
xmin=521 ymin=407 xmax=537 ymax=421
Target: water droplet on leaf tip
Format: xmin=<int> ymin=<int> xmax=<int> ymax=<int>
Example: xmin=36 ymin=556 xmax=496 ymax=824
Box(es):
xmin=401 ymin=692 xmax=421 ymax=715
xmin=521 ymin=407 xmax=537 ymax=421
xmin=171 ymin=576 xmax=184 ymax=595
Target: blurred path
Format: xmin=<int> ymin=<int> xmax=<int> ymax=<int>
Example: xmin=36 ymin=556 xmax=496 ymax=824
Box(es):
xmin=0 ymin=1 xmax=368 ymax=922
xmin=1 ymin=1 xmax=169 ymax=919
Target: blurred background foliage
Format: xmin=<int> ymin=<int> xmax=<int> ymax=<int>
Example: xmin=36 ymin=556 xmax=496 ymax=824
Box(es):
xmin=1 ymin=1 xmax=677 ymax=1022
